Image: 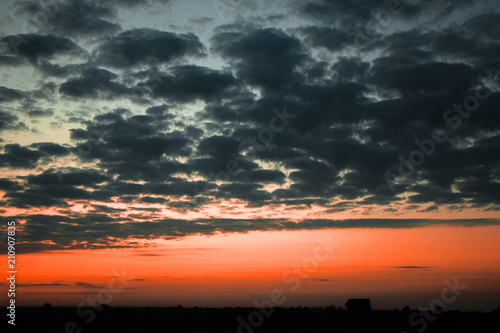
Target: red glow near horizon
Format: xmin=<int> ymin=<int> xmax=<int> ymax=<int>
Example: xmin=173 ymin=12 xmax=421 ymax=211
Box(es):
xmin=2 ymin=225 xmax=500 ymax=311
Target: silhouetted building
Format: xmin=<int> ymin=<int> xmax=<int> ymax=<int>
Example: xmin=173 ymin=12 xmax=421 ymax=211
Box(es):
xmin=345 ymin=298 xmax=371 ymax=311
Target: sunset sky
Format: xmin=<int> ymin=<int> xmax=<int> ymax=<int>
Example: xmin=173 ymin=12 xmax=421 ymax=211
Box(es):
xmin=1 ymin=0 xmax=499 ymax=311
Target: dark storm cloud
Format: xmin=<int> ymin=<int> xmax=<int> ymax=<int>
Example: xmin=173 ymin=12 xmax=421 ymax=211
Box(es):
xmin=145 ymin=180 xmax=215 ymax=197
xmin=143 ymin=65 xmax=238 ymax=102
xmin=234 ymin=169 xmax=286 ymax=184
xmin=184 ymin=125 xmax=204 ymax=139
xmin=0 ymin=55 xmax=25 ymax=66
xmin=59 ymin=67 xmax=129 ymax=99
xmin=212 ymin=28 xmax=307 ymax=91
xmin=0 ymin=34 xmax=81 ymax=64
xmin=5 ymin=215 xmax=500 ymax=253
xmin=14 ymin=0 xmax=173 ymax=40
xmin=69 ymin=110 xmax=191 ymax=164
xmin=3 ymin=192 xmax=66 ymax=208
xmin=34 ymin=60 xmax=85 ymax=78
xmin=95 ymin=29 xmax=205 ymax=68
xmin=299 ymin=26 xmax=356 ymax=51
xmin=93 ymin=134 xmax=191 ymax=163
xmin=16 ymin=0 xmax=119 ymax=37
xmin=0 ymin=179 xmax=23 ymax=192
xmin=104 ymin=160 xmax=190 ymax=184
xmin=0 ymin=86 xmax=25 ymax=102
xmin=168 ymin=200 xmax=203 ymax=213
xmin=0 ymin=168 xmax=114 ymax=209
xmin=298 ymin=0 xmax=402 ymax=26
xmin=297 ymin=0 xmax=481 ymax=26
xmin=368 ymin=61 xmax=476 ymax=96
xmin=27 ymin=109 xmax=54 ymax=118
xmin=463 ymin=13 xmax=500 ymax=41
xmin=145 ymin=104 xmax=173 ymax=118
xmin=285 ymin=158 xmax=340 ymax=196
xmin=204 ymin=105 xmax=239 ymax=122
xmin=139 ymin=196 xmax=169 ymax=204
xmin=0 ymin=110 xmax=26 ymax=132
xmin=332 ymin=57 xmax=370 ymax=81
xmin=29 ymin=143 xmax=70 ymax=157
xmin=27 ymin=169 xmax=109 ymax=187
xmin=0 ymin=144 xmax=42 ymax=168
xmin=300 ymin=0 xmax=372 ymax=21
xmin=10 ymin=185 xmax=91 ymax=203
xmin=420 ymin=205 xmax=439 ymax=212
xmin=190 ymin=157 xmax=258 ymax=178
xmin=104 ymin=0 xmax=171 ymax=7
xmin=216 ymin=183 xmax=273 ymax=203
xmin=29 ymin=82 xmax=59 ymax=101
xmin=198 ymin=136 xmax=240 ymax=159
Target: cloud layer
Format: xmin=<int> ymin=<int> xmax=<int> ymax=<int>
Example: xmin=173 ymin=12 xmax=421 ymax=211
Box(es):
xmin=0 ymin=0 xmax=499 ymax=252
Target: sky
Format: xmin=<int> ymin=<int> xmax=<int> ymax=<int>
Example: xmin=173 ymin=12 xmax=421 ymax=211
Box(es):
xmin=0 ymin=0 xmax=499 ymax=311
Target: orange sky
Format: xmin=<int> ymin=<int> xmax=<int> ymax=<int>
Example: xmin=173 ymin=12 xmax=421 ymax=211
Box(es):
xmin=2 ymin=225 xmax=500 ymax=311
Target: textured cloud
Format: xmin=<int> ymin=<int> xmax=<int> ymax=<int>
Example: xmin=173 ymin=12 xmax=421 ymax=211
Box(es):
xmin=297 ymin=0 xmax=477 ymax=25
xmin=6 ymin=216 xmax=500 ymax=253
xmin=212 ymin=28 xmax=306 ymax=91
xmin=0 ymin=34 xmax=82 ymax=64
xmin=0 ymin=144 xmax=42 ymax=168
xmin=95 ymin=29 xmax=205 ymax=68
xmin=0 ymin=110 xmax=26 ymax=132
xmin=144 ymin=65 xmax=238 ymax=102
xmin=15 ymin=0 xmax=119 ymax=37
xmin=0 ymin=86 xmax=25 ymax=102
xmin=59 ymin=68 xmax=129 ymax=99
xmin=0 ymin=0 xmax=499 ymax=252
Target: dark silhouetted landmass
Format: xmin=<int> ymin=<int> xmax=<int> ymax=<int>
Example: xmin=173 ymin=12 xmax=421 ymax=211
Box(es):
xmin=5 ymin=305 xmax=500 ymax=332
